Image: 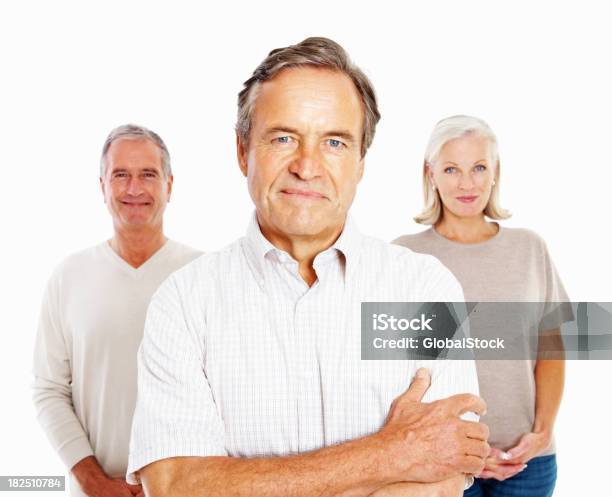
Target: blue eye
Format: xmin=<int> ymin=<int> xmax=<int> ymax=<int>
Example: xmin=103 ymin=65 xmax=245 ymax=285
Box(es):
xmin=275 ymin=136 xmax=291 ymax=144
xmin=328 ymin=139 xmax=341 ymax=148
xmin=475 ymin=165 xmax=487 ymax=172
xmin=444 ymin=167 xmax=456 ymax=174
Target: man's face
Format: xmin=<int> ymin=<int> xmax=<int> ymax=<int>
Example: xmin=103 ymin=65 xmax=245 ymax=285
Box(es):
xmin=100 ymin=138 xmax=172 ymax=231
xmin=237 ymin=66 xmax=365 ymax=241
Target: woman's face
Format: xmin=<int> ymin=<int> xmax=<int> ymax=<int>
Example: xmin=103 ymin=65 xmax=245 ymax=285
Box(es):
xmin=429 ymin=134 xmax=496 ymax=220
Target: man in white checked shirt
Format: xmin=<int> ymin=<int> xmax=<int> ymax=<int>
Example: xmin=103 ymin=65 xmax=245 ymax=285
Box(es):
xmin=127 ymin=37 xmax=490 ymax=496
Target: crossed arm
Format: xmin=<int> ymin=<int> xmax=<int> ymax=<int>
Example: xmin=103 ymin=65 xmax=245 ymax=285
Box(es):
xmin=138 ymin=370 xmax=488 ymax=497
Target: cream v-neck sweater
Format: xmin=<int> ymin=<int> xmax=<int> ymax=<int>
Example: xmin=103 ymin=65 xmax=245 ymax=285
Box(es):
xmin=32 ymin=240 xmax=202 ymax=495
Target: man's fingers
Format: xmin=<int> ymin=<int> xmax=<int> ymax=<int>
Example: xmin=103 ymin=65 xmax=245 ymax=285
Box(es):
xmin=126 ymin=483 xmax=142 ymax=495
xmin=461 ymin=454 xmax=487 ymax=475
xmin=463 ymin=420 xmax=490 ymax=441
xmin=401 ymin=368 xmax=431 ymax=402
xmin=465 ymin=438 xmax=491 ymax=459
xmin=446 ymin=393 xmax=487 ymax=417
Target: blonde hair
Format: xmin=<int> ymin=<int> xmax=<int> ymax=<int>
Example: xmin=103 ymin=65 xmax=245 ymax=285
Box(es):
xmin=414 ymin=115 xmax=511 ymax=225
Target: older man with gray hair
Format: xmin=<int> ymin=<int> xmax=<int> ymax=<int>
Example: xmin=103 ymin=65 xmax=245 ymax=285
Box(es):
xmin=127 ymin=38 xmax=490 ymax=497
xmin=32 ymin=125 xmax=202 ymax=497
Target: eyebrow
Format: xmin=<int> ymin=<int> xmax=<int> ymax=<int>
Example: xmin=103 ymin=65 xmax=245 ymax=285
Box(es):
xmin=442 ymin=159 xmax=487 ymax=166
xmin=264 ymin=126 xmax=357 ymax=143
xmin=110 ymin=167 xmax=161 ymax=174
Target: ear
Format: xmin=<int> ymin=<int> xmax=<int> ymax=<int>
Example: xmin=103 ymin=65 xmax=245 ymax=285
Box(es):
xmin=99 ymin=176 xmax=106 ymax=202
xmin=425 ymin=162 xmax=435 ymax=187
xmin=166 ymin=174 xmax=174 ymax=201
xmin=236 ymin=132 xmax=248 ymax=177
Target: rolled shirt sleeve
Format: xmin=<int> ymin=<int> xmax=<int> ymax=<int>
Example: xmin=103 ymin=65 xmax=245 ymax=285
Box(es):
xmin=127 ymin=274 xmax=227 ymax=484
xmin=417 ymin=255 xmax=480 ymax=422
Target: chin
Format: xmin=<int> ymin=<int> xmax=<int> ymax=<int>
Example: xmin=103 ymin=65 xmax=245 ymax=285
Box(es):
xmin=280 ymin=220 xmax=327 ymax=237
xmin=272 ymin=211 xmax=330 ymax=237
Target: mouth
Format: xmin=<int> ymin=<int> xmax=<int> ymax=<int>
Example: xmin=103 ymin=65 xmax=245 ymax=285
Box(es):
xmin=456 ymin=195 xmax=478 ymax=203
xmin=280 ymin=188 xmax=326 ymax=200
xmin=120 ymin=200 xmax=152 ymax=206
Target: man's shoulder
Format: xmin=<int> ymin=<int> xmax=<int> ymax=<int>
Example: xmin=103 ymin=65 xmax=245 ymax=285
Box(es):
xmin=163 ymin=239 xmax=204 ymax=267
xmin=50 ymin=242 xmax=107 ymax=275
xmin=162 ymin=237 xmax=246 ymax=288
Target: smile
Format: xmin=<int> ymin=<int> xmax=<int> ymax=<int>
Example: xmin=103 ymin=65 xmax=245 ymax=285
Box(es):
xmin=456 ymin=196 xmax=478 ymax=203
xmin=120 ymin=201 xmax=152 ymax=206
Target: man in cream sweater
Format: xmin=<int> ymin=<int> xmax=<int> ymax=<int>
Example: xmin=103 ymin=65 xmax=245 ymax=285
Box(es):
xmin=32 ymin=124 xmax=202 ymax=497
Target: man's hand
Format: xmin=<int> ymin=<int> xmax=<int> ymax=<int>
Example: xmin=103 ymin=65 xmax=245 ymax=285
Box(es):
xmin=71 ymin=456 xmax=143 ymax=497
xmin=478 ymin=448 xmax=526 ymax=481
xmin=376 ymin=368 xmax=490 ymax=483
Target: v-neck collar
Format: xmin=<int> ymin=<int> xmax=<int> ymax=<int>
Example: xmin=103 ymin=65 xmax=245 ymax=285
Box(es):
xmin=101 ymin=239 xmax=173 ymax=278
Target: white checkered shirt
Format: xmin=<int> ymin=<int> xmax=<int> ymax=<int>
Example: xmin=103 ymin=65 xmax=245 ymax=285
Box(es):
xmin=127 ymin=215 xmax=479 ymax=482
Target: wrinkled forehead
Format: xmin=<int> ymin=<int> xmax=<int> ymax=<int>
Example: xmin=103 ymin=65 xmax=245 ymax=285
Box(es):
xmin=250 ymin=67 xmax=365 ymax=135
xmin=105 ymin=138 xmax=164 ymax=168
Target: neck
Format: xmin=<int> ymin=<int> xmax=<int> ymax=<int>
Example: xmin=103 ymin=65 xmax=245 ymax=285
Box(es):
xmin=109 ymin=224 xmax=167 ymax=268
xmin=258 ymin=216 xmax=345 ymax=287
xmin=435 ymin=212 xmax=498 ymax=244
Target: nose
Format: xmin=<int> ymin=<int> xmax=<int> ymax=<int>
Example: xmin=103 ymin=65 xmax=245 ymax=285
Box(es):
xmin=288 ymin=142 xmax=323 ymax=181
xmin=126 ymin=176 xmax=144 ymax=196
xmin=457 ymin=171 xmax=475 ymax=191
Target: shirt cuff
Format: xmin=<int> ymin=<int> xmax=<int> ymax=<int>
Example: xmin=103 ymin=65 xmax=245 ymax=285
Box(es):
xmin=127 ymin=443 xmax=228 ymax=484
xmin=57 ymin=436 xmax=95 ymax=471
xmin=464 ymin=475 xmax=475 ymax=489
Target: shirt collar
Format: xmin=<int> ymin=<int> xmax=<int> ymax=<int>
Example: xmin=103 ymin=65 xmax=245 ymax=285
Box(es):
xmin=243 ymin=211 xmax=363 ymax=285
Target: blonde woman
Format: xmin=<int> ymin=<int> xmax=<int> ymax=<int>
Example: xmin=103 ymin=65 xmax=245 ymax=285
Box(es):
xmin=394 ymin=115 xmax=571 ymax=497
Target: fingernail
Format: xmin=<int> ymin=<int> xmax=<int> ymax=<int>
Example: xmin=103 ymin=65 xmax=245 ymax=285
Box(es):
xmin=500 ymin=452 xmax=511 ymax=461
xmin=520 ymin=464 xmax=527 ymax=471
xmin=415 ymin=368 xmax=430 ymax=379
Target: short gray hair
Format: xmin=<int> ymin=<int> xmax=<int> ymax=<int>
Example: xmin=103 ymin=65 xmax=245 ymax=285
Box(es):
xmin=415 ymin=115 xmax=511 ymax=225
xmin=236 ymin=37 xmax=380 ymax=158
xmin=100 ymin=124 xmax=172 ymax=177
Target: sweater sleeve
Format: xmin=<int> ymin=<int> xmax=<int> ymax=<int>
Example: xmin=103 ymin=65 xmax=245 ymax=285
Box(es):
xmin=32 ymin=270 xmax=94 ymax=470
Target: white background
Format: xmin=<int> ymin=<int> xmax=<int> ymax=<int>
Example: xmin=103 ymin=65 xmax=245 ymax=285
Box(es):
xmin=1 ymin=1 xmax=611 ymax=495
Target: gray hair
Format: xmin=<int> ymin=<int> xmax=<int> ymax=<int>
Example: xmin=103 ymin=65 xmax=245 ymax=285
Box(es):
xmin=99 ymin=124 xmax=172 ymax=177
xmin=236 ymin=37 xmax=380 ymax=158
xmin=415 ymin=115 xmax=511 ymax=225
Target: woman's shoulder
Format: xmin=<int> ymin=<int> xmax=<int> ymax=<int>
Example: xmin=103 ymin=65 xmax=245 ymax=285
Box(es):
xmin=392 ymin=228 xmax=436 ymax=251
xmin=501 ymin=226 xmax=548 ymax=249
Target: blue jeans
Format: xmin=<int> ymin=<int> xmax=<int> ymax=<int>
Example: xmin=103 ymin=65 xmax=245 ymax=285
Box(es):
xmin=464 ymin=455 xmax=557 ymax=497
